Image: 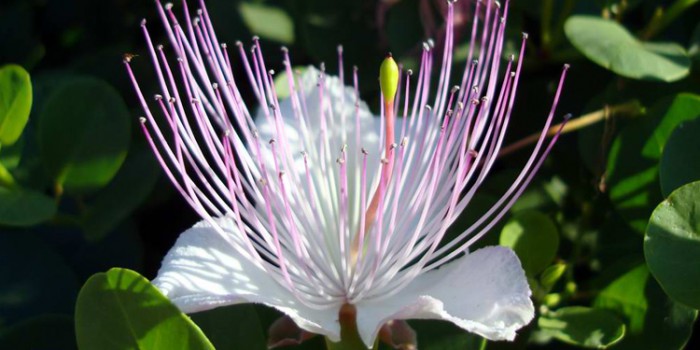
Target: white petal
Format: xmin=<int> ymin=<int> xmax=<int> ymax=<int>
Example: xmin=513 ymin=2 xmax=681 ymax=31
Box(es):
xmin=355 ymin=246 xmax=534 ymax=347
xmin=152 ymin=218 xmax=343 ymax=341
xmin=255 ymin=66 xmax=389 ymax=235
xmin=257 ymin=66 xmax=381 ymax=175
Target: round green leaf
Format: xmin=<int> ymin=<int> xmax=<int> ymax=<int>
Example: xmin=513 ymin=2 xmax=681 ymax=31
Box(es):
xmin=565 ymin=16 xmax=690 ymax=82
xmin=273 ymin=66 xmax=307 ymax=100
xmin=539 ymin=306 xmax=625 ymax=349
xmin=607 ymin=93 xmax=700 ymax=233
xmin=239 ymin=2 xmax=294 ymax=44
xmin=38 ymin=77 xmax=130 ymax=194
xmin=0 ymin=187 xmax=56 ymax=227
xmin=75 ymin=268 xmax=215 ymax=350
xmin=499 ymin=210 xmax=559 ymax=276
xmin=659 ymin=119 xmax=700 ymax=197
xmin=594 ymin=265 xmax=697 ymax=349
xmin=0 ymin=64 xmax=32 ymax=145
xmin=644 ymin=181 xmax=700 ymax=309
xmin=81 ymin=146 xmax=159 ymax=241
xmin=0 ymin=133 xmax=24 ymax=170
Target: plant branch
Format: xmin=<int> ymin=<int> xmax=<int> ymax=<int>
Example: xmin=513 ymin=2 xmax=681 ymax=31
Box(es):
xmin=498 ymin=101 xmax=643 ymax=158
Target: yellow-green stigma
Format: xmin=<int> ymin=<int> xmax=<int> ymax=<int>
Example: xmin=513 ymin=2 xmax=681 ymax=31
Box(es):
xmin=379 ymin=54 xmax=399 ymax=102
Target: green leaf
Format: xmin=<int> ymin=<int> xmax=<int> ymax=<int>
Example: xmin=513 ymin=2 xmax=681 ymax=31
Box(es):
xmin=81 ymin=146 xmax=159 ymax=241
xmin=499 ymin=210 xmax=559 ymax=276
xmin=239 ymin=2 xmax=294 ymax=44
xmin=273 ymin=66 xmax=307 ymax=100
xmin=607 ymin=94 xmax=700 ymax=233
xmin=565 ymin=16 xmax=690 ymax=82
xmin=0 ymin=64 xmax=32 ymax=146
xmin=38 ymin=77 xmax=130 ymax=194
xmin=0 ymin=133 xmax=24 ymax=170
xmin=659 ymin=119 xmax=700 ymax=197
xmin=594 ymin=265 xmax=697 ymax=349
xmin=538 ymin=306 xmax=625 ymax=349
xmin=540 ymin=263 xmax=567 ymax=291
xmin=644 ymin=181 xmax=700 ymax=309
xmin=690 ymin=22 xmax=700 ymax=62
xmin=0 ymin=314 xmax=76 ymax=350
xmin=191 ymin=305 xmax=266 ymax=350
xmin=642 ymin=94 xmax=700 ymax=159
xmin=408 ymin=320 xmax=485 ymax=350
xmin=0 ymin=187 xmax=56 ymax=227
xmin=0 ymin=233 xmax=79 ymax=327
xmin=75 ymin=268 xmax=215 ymax=350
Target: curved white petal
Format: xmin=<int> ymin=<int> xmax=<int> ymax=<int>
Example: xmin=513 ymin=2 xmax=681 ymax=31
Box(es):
xmin=354 ymin=246 xmax=534 ymax=347
xmin=152 ymin=218 xmax=343 ymax=341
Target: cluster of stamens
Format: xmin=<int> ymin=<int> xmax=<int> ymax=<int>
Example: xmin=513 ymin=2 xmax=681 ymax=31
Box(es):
xmin=125 ymin=0 xmax=569 ymax=309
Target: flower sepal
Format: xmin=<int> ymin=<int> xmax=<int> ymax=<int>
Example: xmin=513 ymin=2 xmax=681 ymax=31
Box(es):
xmin=378 ymin=320 xmax=417 ymax=350
xmin=268 ymin=315 xmax=317 ymax=349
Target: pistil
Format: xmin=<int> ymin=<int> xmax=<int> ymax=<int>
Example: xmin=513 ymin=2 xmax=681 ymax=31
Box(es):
xmin=351 ymin=54 xmax=399 ymax=266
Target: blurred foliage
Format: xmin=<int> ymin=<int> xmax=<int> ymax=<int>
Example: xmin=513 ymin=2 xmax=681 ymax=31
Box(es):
xmin=1 ymin=0 xmax=700 ymax=349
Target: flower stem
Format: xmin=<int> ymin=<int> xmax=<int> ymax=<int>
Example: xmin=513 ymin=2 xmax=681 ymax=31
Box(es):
xmin=540 ymin=0 xmax=553 ymax=50
xmin=498 ymin=101 xmax=643 ymax=158
xmin=325 ymin=304 xmax=373 ymax=350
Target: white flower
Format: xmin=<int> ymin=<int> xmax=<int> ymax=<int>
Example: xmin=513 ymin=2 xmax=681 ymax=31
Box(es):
xmin=124 ymin=0 xmax=569 ymax=348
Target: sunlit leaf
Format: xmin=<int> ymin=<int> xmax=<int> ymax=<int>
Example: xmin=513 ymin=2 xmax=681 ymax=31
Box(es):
xmin=645 ymin=181 xmax=700 ymax=309
xmin=0 ymin=134 xmax=23 ymax=170
xmin=594 ymin=265 xmax=697 ymax=349
xmin=500 ymin=210 xmax=559 ymax=276
xmin=38 ymin=77 xmax=130 ymax=194
xmin=565 ymin=16 xmax=690 ymax=82
xmin=539 ymin=306 xmax=625 ymax=348
xmin=239 ymin=2 xmax=294 ymax=44
xmin=607 ymin=93 xmax=700 ymax=233
xmin=0 ymin=64 xmax=32 ymax=146
xmin=75 ymin=268 xmax=214 ymax=350
xmin=540 ymin=263 xmax=567 ymax=291
xmin=273 ymin=66 xmax=307 ymax=100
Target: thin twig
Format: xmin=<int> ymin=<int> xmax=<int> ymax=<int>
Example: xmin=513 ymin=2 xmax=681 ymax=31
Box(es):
xmin=498 ymin=101 xmax=643 ymax=158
